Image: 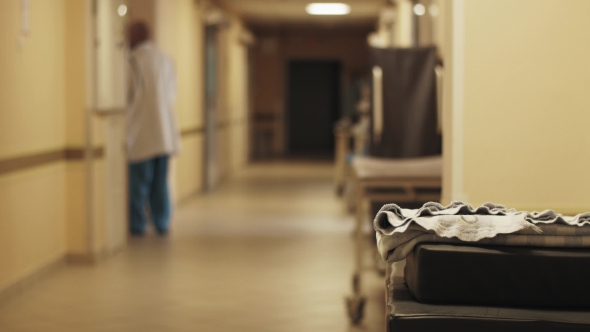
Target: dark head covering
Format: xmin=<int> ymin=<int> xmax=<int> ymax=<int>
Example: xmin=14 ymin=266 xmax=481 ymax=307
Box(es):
xmin=128 ymin=21 xmax=150 ymax=49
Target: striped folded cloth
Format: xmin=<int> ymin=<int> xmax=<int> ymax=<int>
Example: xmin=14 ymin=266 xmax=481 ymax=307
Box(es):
xmin=374 ymin=201 xmax=590 ymax=262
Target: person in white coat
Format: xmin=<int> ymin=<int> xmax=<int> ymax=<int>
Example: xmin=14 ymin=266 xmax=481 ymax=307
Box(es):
xmin=126 ymin=22 xmax=181 ymax=236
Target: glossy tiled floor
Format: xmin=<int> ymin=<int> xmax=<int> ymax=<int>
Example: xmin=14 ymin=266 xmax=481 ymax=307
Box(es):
xmin=0 ymin=162 xmax=386 ymax=331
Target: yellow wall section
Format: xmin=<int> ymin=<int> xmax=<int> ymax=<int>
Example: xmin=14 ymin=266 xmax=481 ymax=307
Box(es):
xmin=175 ymin=135 xmax=204 ymax=200
xmin=128 ymin=0 xmax=155 ymax=30
xmin=154 ymin=0 xmax=204 ymax=130
xmin=460 ymin=0 xmax=590 ymax=212
xmin=0 ymin=0 xmax=249 ymax=296
xmin=174 ymin=0 xmax=204 ymax=131
xmin=227 ymin=21 xmax=249 ymax=173
xmin=64 ymin=0 xmax=87 ymax=147
xmin=152 ymin=0 xmax=206 ymax=200
xmin=64 ymin=0 xmax=90 ymax=254
xmin=151 ymin=0 xmax=250 ymax=197
xmin=65 ymin=162 xmax=88 ymax=254
xmin=0 ymin=163 xmax=66 ymax=292
xmin=216 ymin=127 xmax=231 ymax=180
xmin=0 ymin=0 xmax=66 ymax=159
xmin=0 ymin=0 xmax=70 ymax=293
xmin=93 ymin=160 xmax=107 ymax=252
xmin=438 ymin=0 xmax=454 ymax=205
xmin=215 ymin=19 xmax=251 ymax=178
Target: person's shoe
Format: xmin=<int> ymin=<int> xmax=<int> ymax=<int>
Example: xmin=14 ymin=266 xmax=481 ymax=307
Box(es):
xmin=156 ymin=229 xmax=169 ymax=237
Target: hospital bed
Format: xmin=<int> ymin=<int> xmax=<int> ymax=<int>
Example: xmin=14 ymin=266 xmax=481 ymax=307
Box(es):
xmin=378 ymin=203 xmax=590 ymax=331
xmin=333 ymin=123 xmax=351 ymax=196
xmin=345 ymin=155 xmax=442 ymax=324
xmin=345 ymin=46 xmax=443 ymax=324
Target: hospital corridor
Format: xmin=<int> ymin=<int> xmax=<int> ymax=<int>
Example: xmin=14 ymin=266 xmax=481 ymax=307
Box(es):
xmin=2 ymin=0 xmax=590 ymax=331
xmin=0 ymin=162 xmax=385 ymax=331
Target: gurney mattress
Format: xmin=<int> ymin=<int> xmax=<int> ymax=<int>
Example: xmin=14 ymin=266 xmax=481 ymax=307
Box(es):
xmin=352 ymin=156 xmax=441 ymax=179
xmin=388 ymin=276 xmax=590 ymax=332
xmin=404 ymin=243 xmax=590 ymax=308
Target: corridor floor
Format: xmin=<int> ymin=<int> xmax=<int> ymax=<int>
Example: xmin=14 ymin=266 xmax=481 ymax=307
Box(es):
xmin=0 ymin=162 xmax=386 ymax=332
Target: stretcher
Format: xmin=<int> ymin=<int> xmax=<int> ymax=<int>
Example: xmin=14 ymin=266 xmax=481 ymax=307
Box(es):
xmin=387 ymin=244 xmax=590 ymax=331
xmin=333 ymin=125 xmax=351 ymax=196
xmin=377 ymin=203 xmax=590 ymax=331
xmin=345 ymin=155 xmax=442 ymax=324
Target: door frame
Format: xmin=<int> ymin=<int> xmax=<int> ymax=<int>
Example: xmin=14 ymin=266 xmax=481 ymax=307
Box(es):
xmin=203 ymin=25 xmax=219 ymax=191
xmin=87 ymin=0 xmax=129 ymax=255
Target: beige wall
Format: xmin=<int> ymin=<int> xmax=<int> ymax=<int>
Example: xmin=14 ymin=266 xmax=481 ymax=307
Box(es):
xmin=226 ymin=19 xmax=250 ymax=174
xmin=251 ymin=27 xmax=372 ymax=155
xmin=0 ymin=0 xmax=251 ymax=295
xmin=207 ymin=17 xmax=251 ymax=180
xmin=0 ymin=0 xmax=68 ymax=291
xmin=0 ymin=0 xmax=119 ymax=294
xmin=69 ymin=0 xmax=113 ymax=258
xmin=217 ymin=26 xmax=231 ymax=180
xmin=64 ymin=0 xmax=90 ymax=255
xmin=0 ymin=164 xmax=67 ymax=292
xmin=65 ymin=162 xmax=87 ymax=253
xmin=442 ymin=0 xmax=590 ymax=213
xmin=128 ymin=0 xmax=155 ymax=30
xmin=438 ymin=0 xmax=454 ymax=205
xmin=152 ymin=0 xmax=205 ymax=200
xmin=0 ymin=0 xmax=66 ymax=159
xmin=65 ymin=0 xmax=88 ymax=148
xmin=151 ymin=0 xmax=250 ymax=195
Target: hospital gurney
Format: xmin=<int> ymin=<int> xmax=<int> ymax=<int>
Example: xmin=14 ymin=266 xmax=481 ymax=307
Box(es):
xmin=377 ymin=202 xmax=590 ymax=331
xmin=345 ymin=155 xmax=441 ymax=324
xmin=333 ymin=122 xmax=352 ymax=196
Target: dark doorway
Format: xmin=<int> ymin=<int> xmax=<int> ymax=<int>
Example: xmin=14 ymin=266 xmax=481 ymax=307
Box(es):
xmin=287 ymin=60 xmax=341 ymax=158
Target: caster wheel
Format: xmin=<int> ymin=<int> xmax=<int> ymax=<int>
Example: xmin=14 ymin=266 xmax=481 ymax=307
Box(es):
xmin=352 ymin=273 xmax=361 ymax=293
xmin=346 ymin=295 xmax=366 ymax=325
xmin=336 ymin=184 xmax=345 ymax=196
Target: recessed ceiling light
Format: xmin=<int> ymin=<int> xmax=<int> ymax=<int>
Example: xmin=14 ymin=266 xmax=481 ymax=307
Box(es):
xmin=306 ymin=3 xmax=351 ymax=16
xmin=413 ymin=3 xmax=426 ymax=16
xmin=117 ymin=4 xmax=128 ymax=17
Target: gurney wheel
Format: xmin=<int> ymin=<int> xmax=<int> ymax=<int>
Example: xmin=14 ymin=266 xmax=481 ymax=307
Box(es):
xmin=336 ymin=184 xmax=345 ymax=196
xmin=352 ymin=273 xmax=361 ymax=294
xmin=345 ymin=295 xmax=366 ymax=325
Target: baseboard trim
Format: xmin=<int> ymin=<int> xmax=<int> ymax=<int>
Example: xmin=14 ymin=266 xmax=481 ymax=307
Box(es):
xmin=0 ymin=246 xmax=126 ymax=305
xmin=66 ymin=245 xmax=125 ymax=265
xmin=176 ymin=188 xmax=204 ymax=205
xmin=0 ymin=255 xmax=66 ymax=305
xmin=66 ymin=252 xmax=101 ymax=264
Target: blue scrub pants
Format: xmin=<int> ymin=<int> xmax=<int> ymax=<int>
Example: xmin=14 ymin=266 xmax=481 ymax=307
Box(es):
xmin=128 ymin=155 xmax=171 ymax=235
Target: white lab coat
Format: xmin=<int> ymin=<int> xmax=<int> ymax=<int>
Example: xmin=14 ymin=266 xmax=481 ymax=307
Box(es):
xmin=127 ymin=41 xmax=181 ymax=162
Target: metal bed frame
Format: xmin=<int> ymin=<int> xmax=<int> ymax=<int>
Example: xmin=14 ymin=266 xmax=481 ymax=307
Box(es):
xmin=345 ymin=169 xmax=441 ymax=325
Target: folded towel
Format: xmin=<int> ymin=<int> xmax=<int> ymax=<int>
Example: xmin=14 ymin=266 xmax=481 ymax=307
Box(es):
xmin=374 ymin=201 xmax=590 ymax=262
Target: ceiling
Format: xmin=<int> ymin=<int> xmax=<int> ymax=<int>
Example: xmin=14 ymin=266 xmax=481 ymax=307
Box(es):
xmin=218 ymin=0 xmax=387 ymax=27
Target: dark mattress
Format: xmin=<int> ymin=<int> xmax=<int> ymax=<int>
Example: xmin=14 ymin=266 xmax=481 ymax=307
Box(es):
xmin=404 ymin=243 xmax=590 ymax=308
xmin=387 ymin=277 xmax=590 ymax=332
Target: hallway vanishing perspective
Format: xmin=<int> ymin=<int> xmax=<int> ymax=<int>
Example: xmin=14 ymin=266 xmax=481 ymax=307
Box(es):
xmin=0 ymin=162 xmax=385 ymax=332
xmin=3 ymin=0 xmax=590 ymax=331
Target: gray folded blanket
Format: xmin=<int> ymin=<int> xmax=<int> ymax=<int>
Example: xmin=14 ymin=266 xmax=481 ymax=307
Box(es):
xmin=374 ymin=201 xmax=590 ymax=262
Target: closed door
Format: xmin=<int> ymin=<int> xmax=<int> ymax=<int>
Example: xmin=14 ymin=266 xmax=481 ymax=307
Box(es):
xmin=204 ymin=26 xmax=219 ymax=191
xmin=287 ymin=61 xmax=341 ymax=157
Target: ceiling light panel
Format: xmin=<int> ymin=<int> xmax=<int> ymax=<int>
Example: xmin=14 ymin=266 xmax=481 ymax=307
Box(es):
xmin=306 ymin=3 xmax=351 ymax=15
